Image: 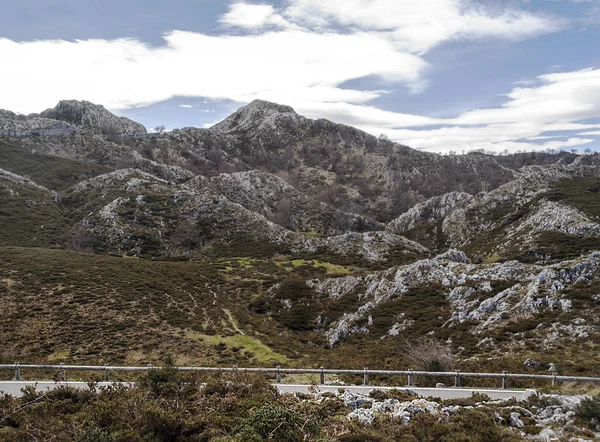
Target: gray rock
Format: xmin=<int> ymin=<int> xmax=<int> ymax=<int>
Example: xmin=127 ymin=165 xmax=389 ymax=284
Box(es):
xmin=343 ymin=391 xmax=374 ymax=411
xmin=348 ymin=407 xmax=375 ymax=425
xmin=372 ymin=399 xmax=400 ymax=413
xmin=523 ymin=389 xmax=539 ymax=401
xmin=40 ymin=100 xmax=147 ymax=135
xmin=537 ymin=427 xmax=558 ymax=442
xmin=509 ymin=412 xmax=525 ymax=428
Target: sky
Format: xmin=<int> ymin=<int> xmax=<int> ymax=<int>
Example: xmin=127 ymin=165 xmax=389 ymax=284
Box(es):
xmin=0 ymin=0 xmax=599 ymax=154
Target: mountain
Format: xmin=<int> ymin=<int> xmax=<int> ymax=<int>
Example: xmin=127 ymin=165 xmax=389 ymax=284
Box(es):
xmin=1 ymin=99 xmax=600 ymax=377
xmin=2 ymin=99 xmax=574 ymax=221
xmin=39 ymin=100 xmax=147 ymax=136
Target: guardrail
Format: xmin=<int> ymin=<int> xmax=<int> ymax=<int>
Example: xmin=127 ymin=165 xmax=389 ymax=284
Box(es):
xmin=3 ymin=364 xmax=600 ymax=389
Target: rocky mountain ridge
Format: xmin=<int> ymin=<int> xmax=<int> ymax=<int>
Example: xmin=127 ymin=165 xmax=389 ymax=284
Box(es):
xmin=1 ymin=99 xmax=578 ymax=221
xmin=1 ymin=98 xmax=600 ymax=378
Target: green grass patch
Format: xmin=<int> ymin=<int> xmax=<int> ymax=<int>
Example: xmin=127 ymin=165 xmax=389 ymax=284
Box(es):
xmin=191 ymin=333 xmax=289 ymax=364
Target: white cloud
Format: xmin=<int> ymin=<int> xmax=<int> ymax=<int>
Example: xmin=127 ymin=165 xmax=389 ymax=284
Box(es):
xmin=220 ymin=3 xmax=292 ymax=29
xmin=340 ymin=68 xmax=600 ymax=153
xmin=578 ymin=130 xmax=600 ymax=135
xmin=452 ymin=68 xmax=600 ymax=125
xmin=0 ymin=30 xmax=427 ymax=115
xmin=282 ymin=0 xmax=562 ymax=53
xmin=179 ymin=104 xmax=193 ymax=108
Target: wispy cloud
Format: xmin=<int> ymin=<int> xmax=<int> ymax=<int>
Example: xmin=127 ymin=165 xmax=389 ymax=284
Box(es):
xmin=281 ymin=0 xmax=564 ymax=53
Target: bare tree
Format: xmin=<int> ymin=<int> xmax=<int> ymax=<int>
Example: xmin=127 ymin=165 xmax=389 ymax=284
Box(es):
xmin=172 ymin=219 xmax=201 ymax=248
xmin=67 ymin=225 xmax=93 ymax=253
xmin=403 ymin=337 xmax=456 ymax=372
xmin=269 ymin=199 xmax=294 ymax=230
xmin=153 ymin=125 xmax=166 ymax=134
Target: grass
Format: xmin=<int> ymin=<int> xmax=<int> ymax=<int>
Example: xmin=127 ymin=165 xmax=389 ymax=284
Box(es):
xmin=519 ymin=231 xmax=600 ymax=262
xmin=189 ymin=332 xmax=289 ymax=364
xmin=0 ymin=140 xmax=113 ymax=190
xmin=2 ymin=243 xmax=600 ymax=376
xmin=274 ymin=258 xmax=354 ymax=275
xmin=298 ymin=231 xmax=326 ymax=238
xmin=542 ymin=176 xmax=600 ymax=220
xmin=0 ymin=181 xmax=70 ymax=248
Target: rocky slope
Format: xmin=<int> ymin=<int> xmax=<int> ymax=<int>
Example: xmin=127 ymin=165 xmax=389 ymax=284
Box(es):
xmin=61 ymin=168 xmax=425 ymax=263
xmin=305 ymin=249 xmax=600 ymax=350
xmin=1 ymin=99 xmax=600 ymax=376
xmin=210 ymin=170 xmax=382 ymax=235
xmin=385 ymin=161 xmax=600 ymax=262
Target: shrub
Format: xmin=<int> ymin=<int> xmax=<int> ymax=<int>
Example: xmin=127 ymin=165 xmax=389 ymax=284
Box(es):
xmin=238 ymin=404 xmax=319 ymax=442
xmin=201 ymin=372 xmax=277 ymax=400
xmin=77 ymin=422 xmax=116 ymax=442
xmin=576 ymin=395 xmax=600 ymax=424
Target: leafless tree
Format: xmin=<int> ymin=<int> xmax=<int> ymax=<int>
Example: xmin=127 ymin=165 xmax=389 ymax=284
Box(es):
xmin=67 ymin=225 xmax=93 ymax=253
xmin=172 ymin=219 xmax=202 ymax=248
xmin=403 ymin=337 xmax=456 ymax=372
xmin=269 ymin=199 xmax=294 ymax=230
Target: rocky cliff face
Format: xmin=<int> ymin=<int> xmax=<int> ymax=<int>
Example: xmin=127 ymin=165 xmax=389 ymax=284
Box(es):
xmin=0 ymin=109 xmax=77 ymax=133
xmin=210 ymin=100 xmax=301 ymax=134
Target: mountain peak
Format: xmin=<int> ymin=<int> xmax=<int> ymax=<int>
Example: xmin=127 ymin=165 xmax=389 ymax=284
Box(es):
xmin=210 ymin=100 xmax=299 ymax=134
xmin=244 ymin=99 xmax=297 ymax=115
xmin=40 ymin=100 xmax=147 ymax=136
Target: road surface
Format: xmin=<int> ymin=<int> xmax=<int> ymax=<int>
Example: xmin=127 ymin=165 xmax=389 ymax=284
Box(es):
xmin=0 ymin=381 xmax=526 ymax=400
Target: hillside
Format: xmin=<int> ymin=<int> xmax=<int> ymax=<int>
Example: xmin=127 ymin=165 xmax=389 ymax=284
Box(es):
xmin=1 ymin=99 xmax=600 ymax=379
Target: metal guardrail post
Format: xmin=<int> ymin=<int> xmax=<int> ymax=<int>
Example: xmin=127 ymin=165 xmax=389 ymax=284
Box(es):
xmin=502 ymin=371 xmax=508 ymax=389
xmin=552 ymin=373 xmax=557 ymax=387
xmin=103 ymin=365 xmax=109 ymax=381
xmin=147 ymin=364 xmax=152 ymax=370
xmin=363 ymin=367 xmax=369 ymax=386
xmin=320 ymin=367 xmax=325 ymax=385
xmin=455 ymin=370 xmax=461 ymax=387
xmin=14 ymin=362 xmax=21 ymax=381
xmin=276 ymin=365 xmax=281 ymax=383
xmin=60 ymin=363 xmax=65 ymax=381
xmin=407 ymin=369 xmax=413 ymax=387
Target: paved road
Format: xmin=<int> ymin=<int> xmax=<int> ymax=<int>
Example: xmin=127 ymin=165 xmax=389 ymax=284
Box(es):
xmin=0 ymin=381 xmax=526 ymax=400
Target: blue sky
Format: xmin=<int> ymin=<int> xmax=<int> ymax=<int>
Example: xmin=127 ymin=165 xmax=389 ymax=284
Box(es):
xmin=0 ymin=0 xmax=599 ymax=153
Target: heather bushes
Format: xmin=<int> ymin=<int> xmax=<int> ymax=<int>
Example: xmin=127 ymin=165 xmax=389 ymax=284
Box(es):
xmin=0 ymin=368 xmax=531 ymax=441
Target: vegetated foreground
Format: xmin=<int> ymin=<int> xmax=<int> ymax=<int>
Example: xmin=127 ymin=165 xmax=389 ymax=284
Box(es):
xmin=1 ymin=100 xmax=600 ymax=381
xmin=2 ymin=368 xmax=600 ymax=441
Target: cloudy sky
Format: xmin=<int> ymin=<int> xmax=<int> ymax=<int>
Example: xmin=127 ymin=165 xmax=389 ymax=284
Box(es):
xmin=1 ymin=0 xmax=599 ymax=153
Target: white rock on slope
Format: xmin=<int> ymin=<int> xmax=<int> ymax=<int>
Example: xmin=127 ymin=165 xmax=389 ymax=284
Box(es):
xmin=308 ymin=249 xmax=600 ymax=346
